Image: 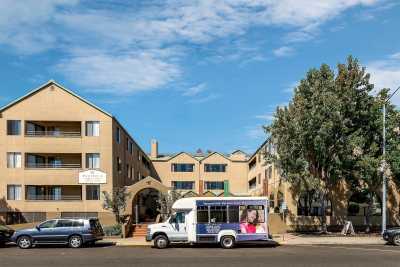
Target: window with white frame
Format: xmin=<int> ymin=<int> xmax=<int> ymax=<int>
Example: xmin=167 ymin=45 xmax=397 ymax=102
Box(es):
xmin=116 ymin=127 xmax=121 ymax=143
xmin=7 ymin=152 xmax=22 ymax=168
xmin=86 ymin=153 xmax=100 ymax=169
xmin=86 ymin=121 xmax=100 ymax=136
xmin=7 ymin=185 xmax=22 ymax=200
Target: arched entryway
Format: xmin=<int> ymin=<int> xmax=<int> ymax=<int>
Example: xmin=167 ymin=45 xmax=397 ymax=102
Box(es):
xmin=134 ymin=188 xmax=160 ymax=223
xmin=125 ymin=176 xmax=169 ymax=224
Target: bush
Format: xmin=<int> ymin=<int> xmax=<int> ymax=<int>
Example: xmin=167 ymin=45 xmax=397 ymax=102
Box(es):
xmin=103 ymin=224 xmax=122 ymax=237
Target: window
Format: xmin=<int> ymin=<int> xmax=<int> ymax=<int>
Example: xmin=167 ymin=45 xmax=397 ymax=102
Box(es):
xmin=86 ymin=121 xmax=100 ymax=136
xmin=86 ymin=185 xmax=100 ymax=200
xmin=127 ymin=140 xmax=133 ymax=154
xmin=116 ymin=127 xmax=121 ymax=143
xmin=6 ymin=212 xmax=46 ymax=225
xmin=297 ymin=190 xmax=333 ymax=216
xmin=127 ymin=164 xmax=132 ymax=178
xmin=7 ymin=120 xmax=21 ymax=135
xmin=197 ymin=206 xmax=209 ymax=223
xmin=204 ymin=181 xmax=224 ymax=190
xmin=56 ymin=219 xmax=74 ymax=228
xmin=171 ymin=181 xmax=195 ymax=190
xmin=117 ymin=157 xmax=122 ymax=172
xmin=7 ymin=152 xmax=22 ymax=168
xmin=7 ymin=185 xmax=21 ymax=200
xmin=210 ymin=206 xmax=227 ymax=223
xmin=39 ymin=220 xmax=57 ymax=229
xmin=172 ymin=163 xmax=194 ymax=172
xmin=86 ymin=153 xmax=100 ymax=169
xmin=228 ymin=206 xmax=239 ymax=223
xmin=170 ymin=212 xmax=185 ymax=224
xmin=204 ymin=164 xmax=226 ymax=172
xmin=248 ymin=177 xmax=257 ymax=190
xmin=258 ymin=174 xmax=261 ymax=184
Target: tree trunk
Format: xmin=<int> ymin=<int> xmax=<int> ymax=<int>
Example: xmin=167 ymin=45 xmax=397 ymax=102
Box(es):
xmin=320 ymin=191 xmax=328 ymax=233
xmin=365 ymin=192 xmax=373 ymax=233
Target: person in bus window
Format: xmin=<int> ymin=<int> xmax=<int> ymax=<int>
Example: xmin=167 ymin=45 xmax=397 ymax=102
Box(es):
xmin=240 ymin=208 xmax=266 ymax=234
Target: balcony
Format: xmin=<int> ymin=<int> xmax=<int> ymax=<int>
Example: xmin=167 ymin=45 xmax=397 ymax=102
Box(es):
xmin=25 ymin=121 xmax=81 ymax=138
xmin=25 ymin=153 xmax=82 ymax=169
xmin=26 ymin=185 xmax=82 ymax=201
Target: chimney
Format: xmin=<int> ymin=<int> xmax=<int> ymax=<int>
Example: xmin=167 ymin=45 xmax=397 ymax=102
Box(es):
xmin=151 ymin=139 xmax=158 ymax=158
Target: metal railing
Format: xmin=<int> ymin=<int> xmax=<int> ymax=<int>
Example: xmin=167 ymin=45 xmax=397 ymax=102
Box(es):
xmin=26 ymin=195 xmax=82 ymax=201
xmin=25 ymin=130 xmax=81 ymax=137
xmin=25 ymin=163 xmax=82 ymax=169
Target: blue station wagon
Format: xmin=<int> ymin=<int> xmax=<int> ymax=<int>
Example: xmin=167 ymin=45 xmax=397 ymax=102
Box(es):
xmin=12 ymin=218 xmax=104 ymax=249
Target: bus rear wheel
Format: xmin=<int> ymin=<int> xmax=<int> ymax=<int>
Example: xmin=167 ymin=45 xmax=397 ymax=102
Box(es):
xmin=220 ymin=236 xmax=235 ymax=249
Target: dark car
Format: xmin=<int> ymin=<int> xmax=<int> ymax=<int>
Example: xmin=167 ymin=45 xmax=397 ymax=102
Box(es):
xmin=0 ymin=225 xmax=15 ymax=246
xmin=11 ymin=218 xmax=104 ymax=249
xmin=383 ymin=228 xmax=400 ymax=246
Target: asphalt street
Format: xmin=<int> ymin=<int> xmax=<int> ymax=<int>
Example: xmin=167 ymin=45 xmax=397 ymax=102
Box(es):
xmin=0 ymin=243 xmax=399 ymax=267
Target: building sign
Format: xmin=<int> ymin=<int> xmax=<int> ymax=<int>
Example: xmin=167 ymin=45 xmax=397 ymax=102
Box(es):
xmin=79 ymin=170 xmax=107 ymax=184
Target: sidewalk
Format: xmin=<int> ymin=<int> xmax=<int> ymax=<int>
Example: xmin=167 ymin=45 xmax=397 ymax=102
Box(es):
xmin=102 ymin=234 xmax=385 ymax=247
xmin=274 ymin=233 xmax=385 ymax=245
xmin=101 ymin=236 xmax=152 ymax=247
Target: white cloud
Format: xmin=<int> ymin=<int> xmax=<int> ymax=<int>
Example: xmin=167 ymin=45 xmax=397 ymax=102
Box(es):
xmin=367 ymin=52 xmax=400 ymax=105
xmin=246 ymin=125 xmax=266 ymax=140
xmin=273 ymin=46 xmax=295 ymax=57
xmin=183 ymin=83 xmax=207 ymax=97
xmin=255 ymin=114 xmax=274 ymax=121
xmin=56 ymin=50 xmax=181 ymax=94
xmin=0 ymin=0 xmax=381 ymax=93
xmin=0 ymin=0 xmax=78 ymax=54
xmin=187 ymin=93 xmax=219 ymax=104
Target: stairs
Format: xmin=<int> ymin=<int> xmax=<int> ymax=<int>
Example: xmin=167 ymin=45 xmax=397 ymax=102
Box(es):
xmin=132 ymin=224 xmax=149 ymax=237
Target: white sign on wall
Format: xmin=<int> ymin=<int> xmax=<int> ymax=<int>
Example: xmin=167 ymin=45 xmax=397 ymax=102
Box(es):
xmin=79 ymin=170 xmax=107 ymax=184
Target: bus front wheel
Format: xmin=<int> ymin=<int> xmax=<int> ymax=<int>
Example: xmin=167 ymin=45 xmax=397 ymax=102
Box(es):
xmin=220 ymin=236 xmax=235 ymax=249
xmin=154 ymin=235 xmax=169 ymax=249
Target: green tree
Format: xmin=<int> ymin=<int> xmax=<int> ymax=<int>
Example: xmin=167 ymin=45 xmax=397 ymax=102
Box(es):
xmin=102 ymin=187 xmax=131 ymax=224
xmin=266 ymin=56 xmax=377 ymax=232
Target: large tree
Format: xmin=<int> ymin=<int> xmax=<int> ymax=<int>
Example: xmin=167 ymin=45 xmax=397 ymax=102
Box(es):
xmin=266 ymin=56 xmax=381 ymax=232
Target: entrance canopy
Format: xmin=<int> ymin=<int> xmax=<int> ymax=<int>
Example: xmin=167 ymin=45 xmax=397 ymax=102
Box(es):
xmin=124 ymin=176 xmax=170 ymax=215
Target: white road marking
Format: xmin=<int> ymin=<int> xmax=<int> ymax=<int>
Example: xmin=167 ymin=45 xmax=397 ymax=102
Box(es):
xmin=293 ymin=244 xmax=400 ymax=253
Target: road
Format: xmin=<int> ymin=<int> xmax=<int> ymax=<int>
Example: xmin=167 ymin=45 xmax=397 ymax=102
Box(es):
xmin=1 ymin=243 xmax=399 ymax=267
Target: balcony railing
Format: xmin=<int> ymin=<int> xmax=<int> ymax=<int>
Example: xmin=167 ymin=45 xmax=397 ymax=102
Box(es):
xmin=26 ymin=195 xmax=82 ymax=201
xmin=26 ymin=163 xmax=82 ymax=169
xmin=25 ymin=130 xmax=81 ymax=138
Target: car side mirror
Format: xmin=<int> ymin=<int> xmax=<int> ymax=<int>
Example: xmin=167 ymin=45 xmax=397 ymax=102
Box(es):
xmin=36 ymin=226 xmax=40 ymax=231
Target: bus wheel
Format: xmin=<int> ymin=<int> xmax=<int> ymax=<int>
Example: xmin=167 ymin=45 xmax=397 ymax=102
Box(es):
xmin=220 ymin=236 xmax=235 ymax=249
xmin=154 ymin=235 xmax=169 ymax=249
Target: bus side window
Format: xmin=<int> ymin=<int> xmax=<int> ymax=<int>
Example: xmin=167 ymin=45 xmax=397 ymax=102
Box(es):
xmin=197 ymin=206 xmax=209 ymax=223
xmin=210 ymin=206 xmax=227 ymax=223
xmin=228 ymin=206 xmax=239 ymax=223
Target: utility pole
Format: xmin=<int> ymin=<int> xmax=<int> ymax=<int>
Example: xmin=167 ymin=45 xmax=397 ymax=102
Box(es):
xmin=382 ymin=86 xmax=400 ymax=233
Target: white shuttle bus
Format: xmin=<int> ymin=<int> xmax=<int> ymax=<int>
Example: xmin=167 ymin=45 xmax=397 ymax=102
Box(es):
xmin=146 ymin=197 xmax=272 ymax=249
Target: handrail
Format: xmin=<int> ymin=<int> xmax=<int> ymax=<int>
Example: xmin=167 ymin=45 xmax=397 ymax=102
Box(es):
xmin=26 ymin=163 xmax=82 ymax=169
xmin=26 ymin=195 xmax=82 ymax=201
xmin=25 ymin=130 xmax=81 ymax=137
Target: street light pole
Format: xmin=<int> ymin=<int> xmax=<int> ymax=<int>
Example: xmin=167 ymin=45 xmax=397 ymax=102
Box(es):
xmin=382 ymin=86 xmax=400 ymax=233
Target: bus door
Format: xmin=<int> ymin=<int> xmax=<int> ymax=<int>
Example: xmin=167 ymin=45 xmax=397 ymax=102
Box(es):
xmin=169 ymin=211 xmax=188 ymax=242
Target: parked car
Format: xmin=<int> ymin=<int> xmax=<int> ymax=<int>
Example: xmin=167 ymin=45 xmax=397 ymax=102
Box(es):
xmin=383 ymin=228 xmax=400 ymax=246
xmin=12 ymin=218 xmax=104 ymax=249
xmin=0 ymin=224 xmax=15 ymax=246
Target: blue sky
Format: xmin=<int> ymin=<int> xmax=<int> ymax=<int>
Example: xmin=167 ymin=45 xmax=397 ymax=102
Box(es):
xmin=1 ymin=0 xmax=400 ymax=155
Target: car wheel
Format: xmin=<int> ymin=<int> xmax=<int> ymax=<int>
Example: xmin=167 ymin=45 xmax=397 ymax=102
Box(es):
xmin=220 ymin=236 xmax=235 ymax=249
xmin=69 ymin=235 xmax=83 ymax=248
xmin=17 ymin=236 xmax=32 ymax=249
xmin=154 ymin=235 xmax=169 ymax=249
xmin=392 ymin=234 xmax=400 ymax=246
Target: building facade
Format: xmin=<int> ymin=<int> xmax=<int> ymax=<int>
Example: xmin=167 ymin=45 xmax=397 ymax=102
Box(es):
xmin=0 ymin=81 xmax=157 ymax=226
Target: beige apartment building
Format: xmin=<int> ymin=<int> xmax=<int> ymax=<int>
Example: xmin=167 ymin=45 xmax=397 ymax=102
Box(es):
xmin=0 ymin=81 xmax=157 ymax=226
xmin=149 ymin=141 xmax=249 ymax=197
